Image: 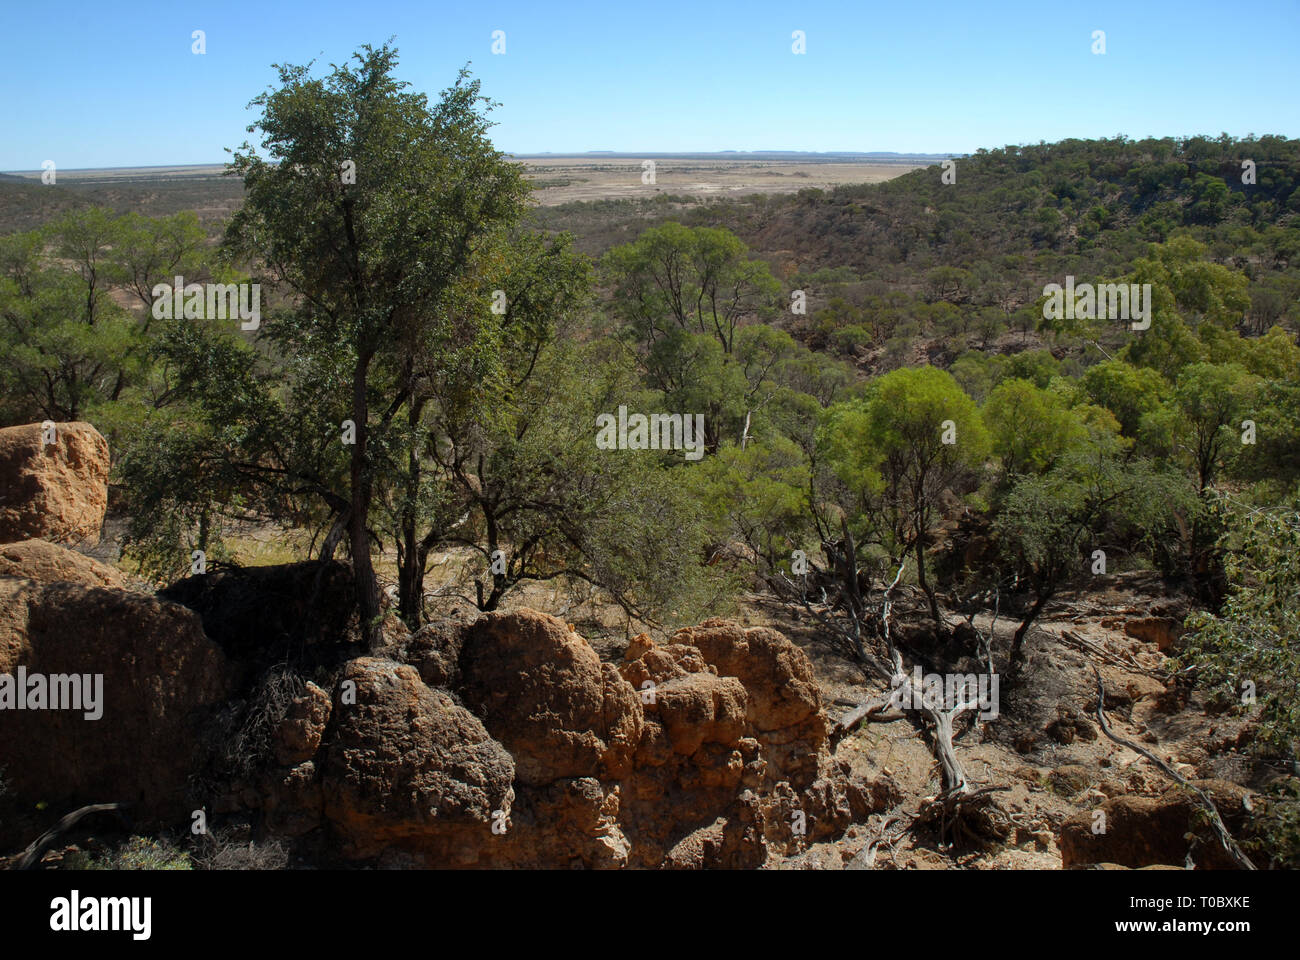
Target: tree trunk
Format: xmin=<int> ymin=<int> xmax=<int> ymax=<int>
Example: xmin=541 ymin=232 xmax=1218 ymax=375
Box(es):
xmin=396 ymin=401 xmax=427 ymax=629
xmin=349 ymin=352 xmax=385 ymax=650
xmin=1011 ymin=590 xmax=1051 ymax=664
xmin=915 ymin=537 xmax=941 ymax=626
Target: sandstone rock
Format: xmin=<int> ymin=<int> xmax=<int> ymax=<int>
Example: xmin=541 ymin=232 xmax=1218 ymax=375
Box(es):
xmin=671 ymin=619 xmax=821 ymax=733
xmin=322 ymin=658 xmax=515 ymax=864
xmin=651 ymin=671 xmax=748 ymax=756
xmin=662 ymin=802 xmax=766 ymax=870
xmin=398 ymin=616 xmax=472 ymax=688
xmin=506 ymin=777 xmax=631 ymax=868
xmin=0 ymin=422 xmax=109 ymax=545
xmin=458 ymin=609 xmax=642 ymax=786
xmin=0 ymin=578 xmax=229 ymax=824
xmin=261 ymin=761 xmax=324 ymax=838
xmin=159 ymin=560 xmax=360 ymax=671
xmin=272 ymin=681 xmax=332 ymax=766
xmin=0 ymin=539 xmax=126 ymax=588
xmin=244 ymin=609 xmax=880 ymax=869
xmin=1058 ymin=779 xmax=1254 ymax=869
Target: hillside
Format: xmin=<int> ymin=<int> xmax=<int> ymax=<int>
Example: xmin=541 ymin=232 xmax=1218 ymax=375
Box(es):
xmin=2 ymin=110 xmax=1298 ymax=875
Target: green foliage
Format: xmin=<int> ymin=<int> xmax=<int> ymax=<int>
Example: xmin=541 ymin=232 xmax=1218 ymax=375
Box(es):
xmin=994 ymin=428 xmax=1196 ymax=654
xmin=62 ymin=836 xmax=192 ymax=871
xmin=1078 ymin=358 xmax=1170 ymax=440
xmin=983 ymin=377 xmax=1089 ymax=477
xmin=688 ymin=434 xmax=812 ymax=570
xmin=1177 ymin=496 xmax=1300 ymax=758
xmin=1153 ymin=362 xmax=1259 ymax=490
xmin=603 ymin=221 xmax=782 ymax=356
xmin=0 ymin=208 xmax=207 ymax=427
xmin=818 ymin=366 xmax=988 ymax=618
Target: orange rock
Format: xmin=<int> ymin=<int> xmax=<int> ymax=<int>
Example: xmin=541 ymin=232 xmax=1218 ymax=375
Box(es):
xmin=0 ymin=539 xmax=126 ymax=588
xmin=0 ymin=422 xmax=109 ymax=545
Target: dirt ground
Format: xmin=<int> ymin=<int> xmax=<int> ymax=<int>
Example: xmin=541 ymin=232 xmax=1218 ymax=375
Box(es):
xmin=519 ymin=156 xmax=924 ymax=205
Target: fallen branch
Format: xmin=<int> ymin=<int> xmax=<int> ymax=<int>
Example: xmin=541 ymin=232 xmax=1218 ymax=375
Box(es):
xmin=1062 ymin=629 xmax=1168 ymax=679
xmin=17 ymin=802 xmax=128 ymax=870
xmin=1091 ymin=667 xmax=1255 ymax=870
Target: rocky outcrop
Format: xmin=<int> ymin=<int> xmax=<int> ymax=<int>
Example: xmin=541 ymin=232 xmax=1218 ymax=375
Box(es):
xmin=0 ymin=547 xmax=877 ymax=868
xmin=0 ymin=577 xmax=230 ymax=827
xmin=457 ymin=611 xmax=636 ymax=787
xmin=1124 ymin=617 xmax=1184 ymax=652
xmin=0 ymin=539 xmax=127 ymax=588
xmin=0 ymin=422 xmax=109 ymax=545
xmin=1058 ymin=779 xmax=1254 ymax=869
xmin=268 ymin=609 xmax=885 ymax=868
xmin=159 ymin=560 xmax=362 ymax=677
xmin=321 ymin=658 xmax=515 ymax=863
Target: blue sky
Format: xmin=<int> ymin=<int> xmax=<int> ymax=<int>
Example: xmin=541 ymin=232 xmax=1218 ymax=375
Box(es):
xmin=2 ymin=0 xmax=1297 ymax=169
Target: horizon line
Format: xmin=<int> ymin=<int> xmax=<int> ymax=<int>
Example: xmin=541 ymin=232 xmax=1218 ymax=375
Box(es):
xmin=0 ymin=150 xmax=962 ymax=175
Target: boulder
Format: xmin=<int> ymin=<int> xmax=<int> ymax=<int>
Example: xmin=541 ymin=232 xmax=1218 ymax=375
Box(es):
xmin=0 ymin=578 xmax=229 ymax=824
xmin=321 ymin=658 xmax=515 ymax=864
xmin=0 ymin=539 xmax=127 ymax=588
xmin=457 ymin=609 xmax=643 ymax=786
xmin=159 ymin=560 xmax=360 ymax=673
xmin=671 ymin=619 xmax=822 ymax=734
xmin=0 ymin=422 xmax=109 ymax=545
xmin=167 ymin=607 xmax=882 ymax=869
xmin=272 ymin=681 xmax=332 ymax=766
xmin=1058 ymin=779 xmax=1254 ymax=869
xmin=651 ymin=671 xmax=748 ymax=756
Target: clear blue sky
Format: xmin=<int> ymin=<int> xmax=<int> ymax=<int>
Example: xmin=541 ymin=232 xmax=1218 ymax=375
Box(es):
xmin=2 ymin=0 xmax=1297 ymax=170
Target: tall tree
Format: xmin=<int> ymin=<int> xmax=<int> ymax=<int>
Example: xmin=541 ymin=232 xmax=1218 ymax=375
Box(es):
xmin=224 ymin=46 xmax=530 ymax=647
xmin=819 ymin=366 xmax=989 ymax=625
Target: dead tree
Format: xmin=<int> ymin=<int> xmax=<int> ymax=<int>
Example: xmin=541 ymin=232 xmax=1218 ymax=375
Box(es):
xmin=773 ymin=518 xmax=1007 ymax=849
xmin=17 ymin=803 xmax=129 ymax=870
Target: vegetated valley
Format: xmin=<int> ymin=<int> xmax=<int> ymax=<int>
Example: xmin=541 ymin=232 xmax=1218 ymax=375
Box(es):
xmin=1 ymin=49 xmax=1298 ymax=871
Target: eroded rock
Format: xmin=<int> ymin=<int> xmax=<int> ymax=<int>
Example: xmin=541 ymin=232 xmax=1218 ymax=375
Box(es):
xmin=0 ymin=422 xmax=109 ymax=545
xmin=0 ymin=578 xmax=229 ymax=825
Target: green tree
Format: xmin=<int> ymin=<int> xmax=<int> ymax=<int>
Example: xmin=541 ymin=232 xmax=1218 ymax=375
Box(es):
xmin=603 ymin=222 xmax=781 ymax=356
xmin=223 ymin=46 xmax=531 ymax=646
xmin=819 ymin=366 xmax=989 ymax=624
xmin=983 ymin=377 xmax=1088 ymax=477
xmin=1177 ymin=495 xmax=1300 ymax=759
xmin=995 ymin=431 xmax=1192 ymax=661
xmin=0 ymin=209 xmax=206 ymax=427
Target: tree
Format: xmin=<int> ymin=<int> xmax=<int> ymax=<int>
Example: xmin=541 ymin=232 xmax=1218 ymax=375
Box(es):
xmin=0 ymin=209 xmax=206 ymax=427
xmin=224 ymin=46 xmax=531 ymax=647
xmin=603 ymin=222 xmax=781 ymax=356
xmin=1176 ymin=495 xmax=1300 ymax=759
xmin=994 ymin=428 xmax=1192 ymax=662
xmin=1156 ymin=362 xmax=1258 ymax=493
xmin=819 ymin=366 xmax=989 ymax=624
xmin=983 ymin=377 xmax=1087 ymax=478
xmin=1078 ymin=358 xmax=1170 ymax=441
